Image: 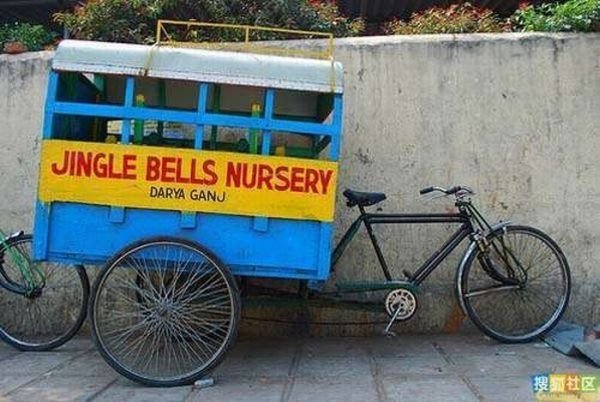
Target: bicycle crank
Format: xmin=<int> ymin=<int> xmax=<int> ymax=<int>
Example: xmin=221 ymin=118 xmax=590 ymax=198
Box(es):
xmin=383 ymin=288 xmax=418 ymax=335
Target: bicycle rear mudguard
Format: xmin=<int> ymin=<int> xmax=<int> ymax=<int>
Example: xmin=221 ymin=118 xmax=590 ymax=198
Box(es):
xmin=455 ymin=221 xmax=512 ymax=314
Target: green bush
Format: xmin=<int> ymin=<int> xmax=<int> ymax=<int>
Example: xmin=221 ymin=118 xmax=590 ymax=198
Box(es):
xmin=54 ymin=0 xmax=161 ymax=44
xmin=309 ymin=0 xmax=365 ymax=37
xmin=511 ymin=0 xmax=600 ymax=32
xmin=54 ymin=0 xmax=364 ymax=44
xmin=383 ymin=3 xmax=505 ymax=35
xmin=0 ymin=22 xmax=56 ymax=52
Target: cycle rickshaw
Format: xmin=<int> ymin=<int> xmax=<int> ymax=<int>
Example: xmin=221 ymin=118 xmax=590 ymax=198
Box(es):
xmin=25 ymin=21 xmax=570 ymax=387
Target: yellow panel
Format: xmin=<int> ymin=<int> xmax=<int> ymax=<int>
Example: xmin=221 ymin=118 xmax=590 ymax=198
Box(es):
xmin=38 ymin=140 xmax=338 ymax=222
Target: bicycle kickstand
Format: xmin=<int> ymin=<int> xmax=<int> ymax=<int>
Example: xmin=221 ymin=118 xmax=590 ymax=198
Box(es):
xmin=383 ymin=305 xmax=404 ymax=337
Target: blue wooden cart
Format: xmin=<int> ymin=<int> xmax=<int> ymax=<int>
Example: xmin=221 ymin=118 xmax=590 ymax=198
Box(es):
xmin=33 ymin=22 xmax=343 ymax=386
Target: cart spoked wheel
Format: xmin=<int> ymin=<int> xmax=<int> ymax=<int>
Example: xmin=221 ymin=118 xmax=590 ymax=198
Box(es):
xmin=89 ymin=237 xmax=240 ymax=387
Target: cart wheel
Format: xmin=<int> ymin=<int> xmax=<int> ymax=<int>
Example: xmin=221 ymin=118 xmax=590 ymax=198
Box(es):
xmin=89 ymin=237 xmax=240 ymax=387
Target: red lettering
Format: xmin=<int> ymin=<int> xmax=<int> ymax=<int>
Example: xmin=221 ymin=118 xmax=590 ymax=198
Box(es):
xmin=242 ymin=164 xmax=257 ymax=188
xmin=93 ymin=153 xmax=107 ymax=177
xmin=189 ymin=159 xmax=203 ymax=184
xmin=122 ymin=154 xmax=137 ymax=180
xmin=51 ymin=151 xmax=70 ymax=175
xmin=304 ymin=168 xmax=319 ymax=194
xmin=161 ymin=157 xmax=177 ymax=182
xmin=319 ymin=170 xmax=334 ymax=195
xmin=290 ymin=167 xmax=304 ymax=192
xmin=274 ymin=166 xmax=290 ymax=191
xmin=107 ymin=154 xmax=122 ymax=179
xmin=146 ymin=156 xmax=161 ymax=181
xmin=226 ymin=162 xmax=242 ymax=187
xmin=257 ymin=164 xmax=273 ymax=190
xmin=174 ymin=158 xmax=189 ymax=183
xmin=203 ymin=160 xmax=217 ymax=185
xmin=75 ymin=152 xmax=92 ymax=177
xmin=69 ymin=150 xmax=76 ymax=176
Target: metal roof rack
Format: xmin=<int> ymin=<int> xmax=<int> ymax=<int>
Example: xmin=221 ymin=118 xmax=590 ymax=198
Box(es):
xmin=155 ymin=20 xmax=335 ymax=61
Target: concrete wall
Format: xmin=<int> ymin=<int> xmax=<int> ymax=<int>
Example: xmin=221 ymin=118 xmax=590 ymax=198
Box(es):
xmin=0 ymin=51 xmax=51 ymax=232
xmin=1 ymin=33 xmax=599 ymax=336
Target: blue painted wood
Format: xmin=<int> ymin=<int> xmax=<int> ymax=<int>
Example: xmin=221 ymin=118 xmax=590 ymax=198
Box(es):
xmin=317 ymin=223 xmax=333 ymax=278
xmin=184 ymin=83 xmax=210 ymax=227
xmin=109 ymin=207 xmax=125 ymax=223
xmin=121 ymin=77 xmax=135 ymax=144
xmin=194 ymin=83 xmax=209 ymax=150
xmin=42 ymin=71 xmax=59 ymax=139
xmin=329 ymin=94 xmax=343 ymax=160
xmin=253 ymin=88 xmax=275 ymax=233
xmin=180 ymin=212 xmax=197 ymax=229
xmin=42 ymin=202 xmax=331 ymax=280
xmin=253 ymin=218 xmax=268 ymax=232
xmin=32 ymin=202 xmax=50 ymax=261
xmin=108 ymin=76 xmax=135 ymax=221
xmin=33 ymin=71 xmax=59 ymax=260
xmin=51 ymin=102 xmax=338 ymax=137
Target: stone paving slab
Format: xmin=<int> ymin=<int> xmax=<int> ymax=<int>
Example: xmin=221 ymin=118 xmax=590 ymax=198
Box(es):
xmin=0 ymin=375 xmax=39 ymax=396
xmin=381 ymin=377 xmax=479 ymax=402
xmin=0 ymin=334 xmax=597 ymax=401
xmin=361 ymin=336 xmax=441 ymax=357
xmin=93 ymin=379 xmax=191 ymax=402
xmin=3 ymin=375 xmax=115 ymax=402
xmin=288 ymin=377 xmax=379 ymax=402
xmin=374 ymin=354 xmax=451 ymax=377
xmin=0 ymin=351 xmax=85 ymax=376
xmin=190 ymin=377 xmax=286 ymax=402
xmin=467 ymin=376 xmax=534 ymax=402
xmin=295 ymin=356 xmax=372 ymax=378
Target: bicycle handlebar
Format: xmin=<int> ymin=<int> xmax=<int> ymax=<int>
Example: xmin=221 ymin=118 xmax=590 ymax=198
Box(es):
xmin=419 ymin=186 xmax=474 ymax=197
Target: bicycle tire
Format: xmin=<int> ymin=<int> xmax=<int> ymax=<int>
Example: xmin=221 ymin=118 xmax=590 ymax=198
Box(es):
xmin=0 ymin=234 xmax=89 ymax=351
xmin=457 ymin=225 xmax=571 ymax=343
xmin=89 ymin=236 xmax=241 ymax=387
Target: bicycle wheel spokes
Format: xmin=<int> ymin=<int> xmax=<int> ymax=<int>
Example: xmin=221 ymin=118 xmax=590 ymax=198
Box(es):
xmin=0 ymin=236 xmax=89 ymax=350
xmin=460 ymin=226 xmax=570 ymax=343
xmin=91 ymin=238 xmax=240 ymax=386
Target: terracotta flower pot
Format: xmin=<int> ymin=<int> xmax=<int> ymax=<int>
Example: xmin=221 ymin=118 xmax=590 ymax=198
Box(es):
xmin=3 ymin=41 xmax=28 ymax=54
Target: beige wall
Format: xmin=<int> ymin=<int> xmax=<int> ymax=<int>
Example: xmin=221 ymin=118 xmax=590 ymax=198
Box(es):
xmin=1 ymin=33 xmax=598 ymax=335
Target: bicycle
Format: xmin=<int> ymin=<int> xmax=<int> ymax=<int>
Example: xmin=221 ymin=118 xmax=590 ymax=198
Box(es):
xmin=333 ymin=185 xmax=571 ymax=343
xmin=0 ymin=231 xmax=89 ymax=351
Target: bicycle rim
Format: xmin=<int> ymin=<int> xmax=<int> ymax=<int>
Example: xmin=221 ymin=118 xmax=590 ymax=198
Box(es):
xmin=459 ymin=226 xmax=570 ymax=343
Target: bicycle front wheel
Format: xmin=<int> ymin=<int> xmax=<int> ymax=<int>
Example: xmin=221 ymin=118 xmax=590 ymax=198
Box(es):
xmin=458 ymin=225 xmax=570 ymax=343
xmin=0 ymin=235 xmax=89 ymax=351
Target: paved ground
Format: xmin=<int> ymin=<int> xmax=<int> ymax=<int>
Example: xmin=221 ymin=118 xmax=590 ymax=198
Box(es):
xmin=0 ymin=334 xmax=597 ymax=401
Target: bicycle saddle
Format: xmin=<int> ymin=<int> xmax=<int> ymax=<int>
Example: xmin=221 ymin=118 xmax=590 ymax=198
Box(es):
xmin=343 ymin=189 xmax=387 ymax=207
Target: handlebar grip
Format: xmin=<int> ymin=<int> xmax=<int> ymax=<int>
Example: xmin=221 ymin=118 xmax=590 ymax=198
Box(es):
xmin=420 ymin=186 xmax=435 ymax=195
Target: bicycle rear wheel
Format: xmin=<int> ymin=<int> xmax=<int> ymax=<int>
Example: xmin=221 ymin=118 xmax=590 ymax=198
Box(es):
xmin=0 ymin=234 xmax=89 ymax=351
xmin=458 ymin=225 xmax=570 ymax=343
xmin=90 ymin=237 xmax=240 ymax=387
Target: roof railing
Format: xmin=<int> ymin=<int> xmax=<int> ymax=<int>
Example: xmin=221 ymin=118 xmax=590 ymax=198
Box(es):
xmin=155 ymin=20 xmax=334 ymax=61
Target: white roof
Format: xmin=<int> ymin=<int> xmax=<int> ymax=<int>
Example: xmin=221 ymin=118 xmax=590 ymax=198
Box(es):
xmin=53 ymin=40 xmax=343 ymax=93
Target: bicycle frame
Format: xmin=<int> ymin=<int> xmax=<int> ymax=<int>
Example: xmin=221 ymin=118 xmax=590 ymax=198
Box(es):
xmin=331 ymin=204 xmax=475 ymax=285
xmin=0 ymin=231 xmax=45 ymax=296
